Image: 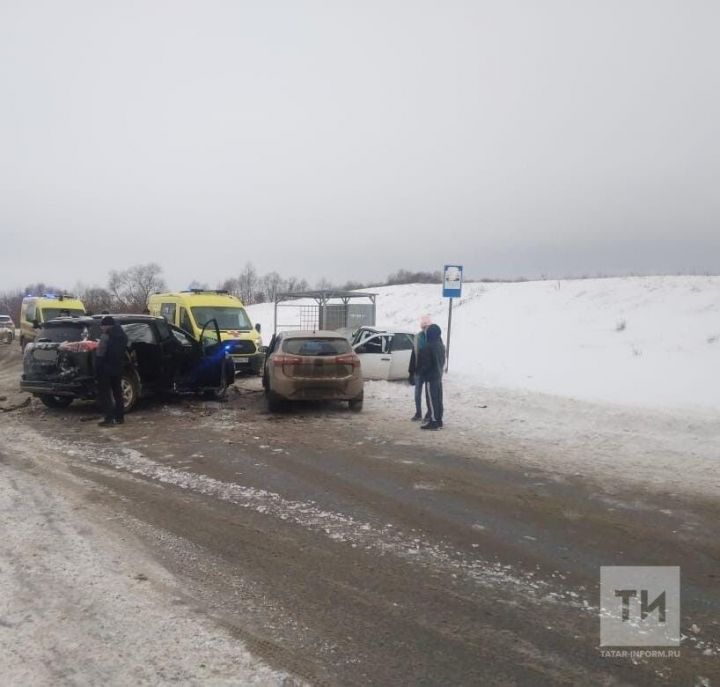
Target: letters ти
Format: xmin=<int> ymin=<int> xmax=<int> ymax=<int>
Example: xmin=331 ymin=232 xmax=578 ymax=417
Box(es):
xmin=614 ymin=589 xmax=637 ymax=621
xmin=614 ymin=589 xmax=666 ymax=623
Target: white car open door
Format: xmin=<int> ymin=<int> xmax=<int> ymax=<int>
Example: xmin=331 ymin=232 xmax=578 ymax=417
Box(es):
xmin=388 ymin=333 xmax=414 ymax=380
xmin=353 ymin=334 xmax=392 ymax=380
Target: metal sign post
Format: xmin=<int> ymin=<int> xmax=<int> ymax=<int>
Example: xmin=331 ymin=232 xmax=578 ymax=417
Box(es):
xmin=446 ymin=297 xmax=453 ymax=373
xmin=442 ymin=265 xmax=463 ymax=372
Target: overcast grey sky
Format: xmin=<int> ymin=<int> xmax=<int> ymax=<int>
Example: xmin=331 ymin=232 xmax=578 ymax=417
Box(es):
xmin=1 ymin=0 xmax=719 ymax=291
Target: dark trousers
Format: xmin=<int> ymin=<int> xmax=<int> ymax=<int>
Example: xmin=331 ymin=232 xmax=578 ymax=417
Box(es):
xmin=425 ymin=376 xmax=443 ymax=422
xmin=98 ymin=374 xmax=124 ymax=421
xmin=414 ymin=374 xmax=430 ymax=416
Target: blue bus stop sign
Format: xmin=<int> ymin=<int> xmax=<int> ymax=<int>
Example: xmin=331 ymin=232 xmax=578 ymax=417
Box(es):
xmin=442 ymin=265 xmax=463 ymax=298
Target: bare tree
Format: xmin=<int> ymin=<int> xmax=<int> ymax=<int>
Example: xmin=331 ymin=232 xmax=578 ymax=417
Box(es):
xmin=218 ymin=277 xmax=240 ymax=297
xmin=187 ymin=280 xmax=209 ymax=290
xmin=0 ymin=282 xmax=66 ymax=323
xmin=285 ymin=276 xmax=308 ymax=294
xmin=108 ymin=263 xmax=166 ymax=312
xmin=218 ymin=270 xmax=296 ymax=303
xmin=237 ymin=262 xmax=258 ymax=304
xmin=260 ymin=271 xmax=285 ymax=302
xmin=386 ymin=268 xmax=442 ymax=285
xmin=315 ymin=277 xmax=334 ymax=291
xmin=24 ymin=282 xmax=65 ymax=298
xmin=0 ymin=288 xmax=25 ymax=324
xmin=74 ymin=283 xmax=114 ymax=315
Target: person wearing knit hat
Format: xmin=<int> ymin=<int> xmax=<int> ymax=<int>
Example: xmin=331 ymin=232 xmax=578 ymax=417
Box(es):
xmin=96 ymin=315 xmax=128 ymax=427
xmin=417 ymin=323 xmax=445 ymax=430
xmin=408 ymin=314 xmax=432 ymax=421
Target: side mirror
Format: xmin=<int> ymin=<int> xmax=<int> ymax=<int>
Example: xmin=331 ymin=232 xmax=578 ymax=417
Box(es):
xmin=255 ymin=323 xmax=261 ymax=333
xmin=32 ymin=319 xmax=41 ymax=329
xmin=260 ymin=345 xmax=268 ymax=354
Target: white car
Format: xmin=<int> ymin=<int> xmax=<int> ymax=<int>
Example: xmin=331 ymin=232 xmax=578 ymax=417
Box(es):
xmin=350 ymin=327 xmax=415 ymax=380
xmin=0 ymin=315 xmax=15 ymax=344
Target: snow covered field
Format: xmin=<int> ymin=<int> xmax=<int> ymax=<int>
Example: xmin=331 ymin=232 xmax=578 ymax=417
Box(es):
xmin=248 ymin=277 xmax=720 ymax=498
xmin=249 ymin=276 xmax=720 ymax=411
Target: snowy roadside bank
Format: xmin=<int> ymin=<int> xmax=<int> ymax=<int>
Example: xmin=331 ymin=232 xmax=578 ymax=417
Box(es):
xmin=249 ymin=275 xmax=720 ymax=411
xmin=0 ymin=438 xmax=296 ymax=687
xmin=246 ymin=275 xmax=719 ymax=498
xmin=361 ymin=376 xmax=720 ymax=500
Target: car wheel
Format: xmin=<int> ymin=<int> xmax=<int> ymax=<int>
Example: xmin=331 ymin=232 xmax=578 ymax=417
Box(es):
xmin=120 ymin=373 xmax=140 ymax=413
xmin=348 ymin=393 xmax=363 ymax=412
xmin=39 ymin=394 xmax=74 ymax=409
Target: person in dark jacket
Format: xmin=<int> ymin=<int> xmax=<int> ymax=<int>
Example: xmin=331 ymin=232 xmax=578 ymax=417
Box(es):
xmin=95 ymin=316 xmax=128 ymax=427
xmin=416 ymin=323 xmax=445 ymax=430
xmin=408 ymin=314 xmax=432 ymax=420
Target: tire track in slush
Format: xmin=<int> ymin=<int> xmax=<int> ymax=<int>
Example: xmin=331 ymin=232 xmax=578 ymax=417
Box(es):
xmin=9 ymin=421 xmax=595 ymax=616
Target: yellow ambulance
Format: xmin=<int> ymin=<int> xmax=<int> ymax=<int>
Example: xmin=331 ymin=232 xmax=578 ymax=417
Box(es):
xmin=19 ymin=293 xmax=86 ymax=349
xmin=148 ymin=290 xmax=264 ymax=373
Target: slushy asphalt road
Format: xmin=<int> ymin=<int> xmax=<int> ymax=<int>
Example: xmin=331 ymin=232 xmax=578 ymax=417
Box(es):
xmin=1 ymin=344 xmax=718 ymax=685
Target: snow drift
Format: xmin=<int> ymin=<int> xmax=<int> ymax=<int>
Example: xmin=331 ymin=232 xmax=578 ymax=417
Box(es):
xmin=248 ymin=276 xmax=720 ymax=410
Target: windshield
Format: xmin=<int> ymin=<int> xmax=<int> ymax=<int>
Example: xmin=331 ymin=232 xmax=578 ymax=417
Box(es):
xmin=41 ymin=308 xmax=85 ymax=320
xmin=191 ymin=306 xmax=252 ymax=331
xmin=37 ymin=323 xmax=100 ymax=343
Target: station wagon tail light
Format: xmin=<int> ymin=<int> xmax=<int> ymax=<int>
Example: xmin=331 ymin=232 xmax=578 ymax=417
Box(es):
xmin=273 ymin=354 xmax=303 ymax=366
xmin=335 ymin=354 xmax=360 ymax=367
xmin=58 ymin=340 xmax=98 ymax=353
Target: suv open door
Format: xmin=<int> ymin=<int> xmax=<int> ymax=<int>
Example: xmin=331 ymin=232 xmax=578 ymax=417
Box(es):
xmin=200 ymin=318 xmax=221 ymax=349
xmin=197 ymin=318 xmax=228 ymax=390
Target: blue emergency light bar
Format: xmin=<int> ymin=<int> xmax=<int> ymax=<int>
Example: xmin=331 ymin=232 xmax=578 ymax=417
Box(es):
xmin=23 ymin=293 xmax=75 ymax=300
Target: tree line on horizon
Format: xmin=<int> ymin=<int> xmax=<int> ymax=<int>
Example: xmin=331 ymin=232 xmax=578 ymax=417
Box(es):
xmin=0 ymin=263 xmax=448 ymax=323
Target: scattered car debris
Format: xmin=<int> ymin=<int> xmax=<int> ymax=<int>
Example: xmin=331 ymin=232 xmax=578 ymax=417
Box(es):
xmin=0 ymin=396 xmax=31 ymax=413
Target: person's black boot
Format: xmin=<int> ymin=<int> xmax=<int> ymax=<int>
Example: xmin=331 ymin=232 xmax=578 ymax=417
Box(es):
xmin=98 ymin=418 xmax=117 ymax=427
xmin=411 ymin=413 xmax=422 ymax=421
xmin=421 ymin=421 xmax=440 ymax=431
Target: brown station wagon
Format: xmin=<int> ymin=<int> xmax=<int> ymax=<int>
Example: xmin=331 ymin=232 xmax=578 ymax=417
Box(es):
xmin=262 ymin=330 xmax=364 ymax=412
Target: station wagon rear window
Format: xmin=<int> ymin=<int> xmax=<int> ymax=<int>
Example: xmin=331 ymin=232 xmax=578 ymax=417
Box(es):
xmin=282 ymin=338 xmax=351 ymax=356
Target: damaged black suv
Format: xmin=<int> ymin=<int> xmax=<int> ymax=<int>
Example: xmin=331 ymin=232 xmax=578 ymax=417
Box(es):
xmin=20 ymin=314 xmax=234 ymax=411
